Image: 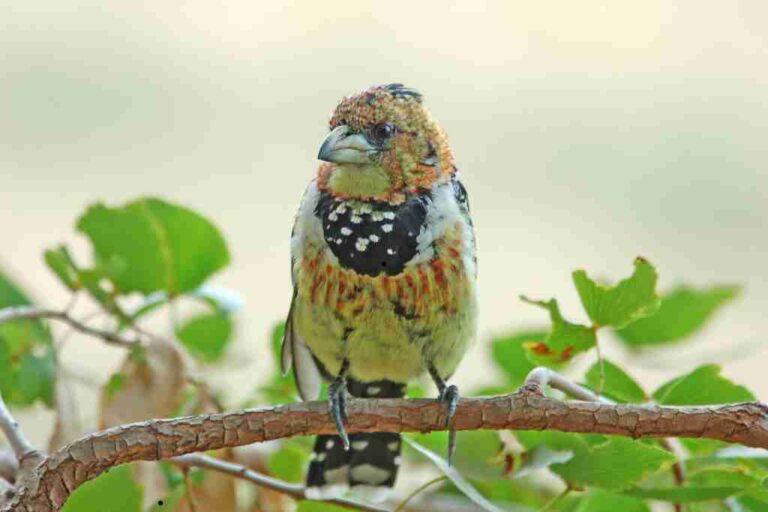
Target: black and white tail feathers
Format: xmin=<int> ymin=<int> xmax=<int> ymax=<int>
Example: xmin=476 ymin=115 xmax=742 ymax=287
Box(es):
xmin=306 ymin=379 xmax=405 ymax=501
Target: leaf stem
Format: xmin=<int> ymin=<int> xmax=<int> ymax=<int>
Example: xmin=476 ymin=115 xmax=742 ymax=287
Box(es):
xmin=537 ymin=487 xmax=571 ymax=512
xmin=394 ymin=476 xmax=448 ymax=512
xmin=0 ymin=306 xmax=139 ymax=348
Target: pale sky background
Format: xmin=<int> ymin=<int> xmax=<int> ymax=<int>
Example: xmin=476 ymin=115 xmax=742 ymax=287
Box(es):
xmin=1 ymin=1 xmax=767 ymax=444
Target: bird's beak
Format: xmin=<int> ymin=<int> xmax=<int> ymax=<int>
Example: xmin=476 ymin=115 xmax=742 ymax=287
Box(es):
xmin=318 ymin=125 xmax=378 ymax=164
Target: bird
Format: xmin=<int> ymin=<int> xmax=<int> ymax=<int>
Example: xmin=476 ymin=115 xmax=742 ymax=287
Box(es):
xmin=281 ymin=83 xmax=477 ymax=500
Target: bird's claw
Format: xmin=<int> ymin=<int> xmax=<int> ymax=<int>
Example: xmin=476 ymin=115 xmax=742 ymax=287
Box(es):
xmin=329 ymin=377 xmax=350 ymax=450
xmin=439 ymin=384 xmax=460 ymax=465
xmin=440 ymin=384 xmax=459 ymax=428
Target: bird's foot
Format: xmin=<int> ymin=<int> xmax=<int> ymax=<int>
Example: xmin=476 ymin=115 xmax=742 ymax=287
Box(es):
xmin=328 ymin=363 xmax=350 ymax=450
xmin=439 ymin=384 xmax=460 ymax=465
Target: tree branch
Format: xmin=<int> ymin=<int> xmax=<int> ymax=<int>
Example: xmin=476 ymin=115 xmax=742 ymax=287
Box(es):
xmin=0 ymin=306 xmax=138 ymax=348
xmin=0 ymin=393 xmax=43 ymax=482
xmin=5 ymin=372 xmax=768 ymax=511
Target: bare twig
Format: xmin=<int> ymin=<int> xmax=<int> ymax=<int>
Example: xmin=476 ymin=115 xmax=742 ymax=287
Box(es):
xmin=0 ymin=306 xmax=139 ymax=348
xmin=6 ymin=373 xmax=768 ymax=511
xmin=174 ymin=453 xmax=387 ymax=512
xmin=521 ymin=367 xmax=610 ymax=403
xmin=0 ymin=392 xmax=42 ymax=481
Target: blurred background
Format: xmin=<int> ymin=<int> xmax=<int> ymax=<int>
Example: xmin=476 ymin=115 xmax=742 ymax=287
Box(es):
xmin=1 ymin=0 xmax=766 ymax=445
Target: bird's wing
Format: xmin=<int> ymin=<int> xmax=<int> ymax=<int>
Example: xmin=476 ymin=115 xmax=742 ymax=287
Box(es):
xmin=281 ymin=181 xmax=323 ymax=401
xmin=282 ymin=294 xmax=322 ymax=400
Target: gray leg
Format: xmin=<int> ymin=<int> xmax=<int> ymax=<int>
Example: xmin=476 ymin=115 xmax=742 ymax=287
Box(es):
xmin=329 ymin=359 xmax=350 ymax=450
xmin=427 ymin=363 xmax=459 ymax=465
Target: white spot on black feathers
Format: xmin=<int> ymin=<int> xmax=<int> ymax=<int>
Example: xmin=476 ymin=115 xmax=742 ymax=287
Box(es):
xmin=314 ymin=192 xmax=431 ymax=276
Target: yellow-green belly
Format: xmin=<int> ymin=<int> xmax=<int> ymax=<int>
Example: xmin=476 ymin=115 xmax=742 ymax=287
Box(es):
xmin=293 ymin=240 xmax=476 ymax=383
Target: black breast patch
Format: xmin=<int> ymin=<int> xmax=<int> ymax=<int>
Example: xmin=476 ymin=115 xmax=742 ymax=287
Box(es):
xmin=314 ymin=193 xmax=430 ymax=277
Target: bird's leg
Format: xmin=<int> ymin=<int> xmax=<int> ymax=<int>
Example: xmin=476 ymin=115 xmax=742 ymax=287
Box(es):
xmin=329 ymin=359 xmax=350 ymax=450
xmin=427 ymin=363 xmax=459 ymax=465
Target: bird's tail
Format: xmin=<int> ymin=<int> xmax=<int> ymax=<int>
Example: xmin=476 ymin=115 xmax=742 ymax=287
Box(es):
xmin=305 ymin=379 xmax=405 ymax=502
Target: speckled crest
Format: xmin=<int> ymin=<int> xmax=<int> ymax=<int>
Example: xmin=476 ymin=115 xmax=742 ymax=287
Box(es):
xmin=329 ymin=84 xmax=426 ymax=133
xmin=321 ymin=84 xmax=455 ymax=202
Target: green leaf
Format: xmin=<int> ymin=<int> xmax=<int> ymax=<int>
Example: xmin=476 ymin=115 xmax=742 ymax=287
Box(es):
xmin=44 ymin=245 xmax=81 ymax=291
xmin=520 ymin=298 xmax=596 ymax=364
xmin=268 ymin=442 xmax=308 ymax=483
xmin=104 ymin=373 xmax=127 ymax=399
xmin=515 ymin=430 xmax=595 ymax=456
xmin=617 ymin=285 xmax=740 ymax=346
xmin=653 ymin=364 xmax=755 ymax=405
xmin=553 ymin=437 xmax=674 ymax=491
xmin=452 ymin=430 xmax=505 ymax=480
xmin=77 ymin=197 xmax=230 ymax=295
xmin=0 ymin=267 xmax=55 ymax=407
xmin=739 ymin=488 xmax=768 ymax=512
xmin=176 ymin=311 xmax=233 ymax=363
xmin=62 ymin=465 xmax=143 ymax=512
xmin=491 ymin=330 xmax=545 ymax=386
xmin=511 ymin=445 xmax=574 ymax=480
xmin=297 ymin=501 xmax=350 ymax=512
xmin=577 ymin=489 xmax=650 ymax=512
xmin=627 ymin=469 xmax=760 ymax=503
xmin=572 ymin=257 xmax=660 ymax=329
xmin=584 ymin=360 xmax=646 ymax=403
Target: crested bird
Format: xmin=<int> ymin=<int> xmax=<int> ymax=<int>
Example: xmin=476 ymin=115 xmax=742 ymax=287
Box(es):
xmin=282 ymin=83 xmax=477 ymax=499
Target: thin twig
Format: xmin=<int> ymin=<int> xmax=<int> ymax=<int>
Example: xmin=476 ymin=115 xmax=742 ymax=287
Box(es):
xmin=0 ymin=392 xmax=42 ymax=480
xmin=174 ymin=453 xmax=387 ymax=512
xmin=592 ymin=325 xmax=606 ymax=395
xmin=181 ymin=468 xmax=198 ymax=512
xmin=0 ymin=306 xmax=139 ymax=348
xmin=522 ymin=367 xmax=611 ymax=403
xmin=659 ymin=438 xmax=686 ymax=512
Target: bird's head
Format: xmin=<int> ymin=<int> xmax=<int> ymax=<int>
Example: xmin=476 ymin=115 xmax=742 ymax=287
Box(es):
xmin=316 ymin=84 xmax=455 ymax=203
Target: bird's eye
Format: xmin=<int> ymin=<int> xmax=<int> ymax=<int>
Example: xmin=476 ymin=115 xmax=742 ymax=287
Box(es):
xmin=370 ymin=122 xmax=396 ymax=144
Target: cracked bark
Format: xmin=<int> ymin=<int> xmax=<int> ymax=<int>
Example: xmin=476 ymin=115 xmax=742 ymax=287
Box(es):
xmin=5 ymin=390 xmax=768 ymax=511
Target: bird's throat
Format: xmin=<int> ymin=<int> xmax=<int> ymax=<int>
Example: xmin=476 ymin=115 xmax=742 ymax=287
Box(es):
xmin=326 ymin=164 xmax=392 ymax=199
